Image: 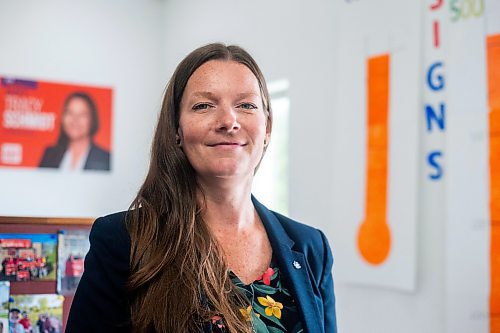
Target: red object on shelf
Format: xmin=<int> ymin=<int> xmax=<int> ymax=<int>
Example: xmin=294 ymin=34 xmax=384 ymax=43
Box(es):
xmin=0 ymin=239 xmax=31 ymax=248
xmin=65 ymin=255 xmax=84 ymax=277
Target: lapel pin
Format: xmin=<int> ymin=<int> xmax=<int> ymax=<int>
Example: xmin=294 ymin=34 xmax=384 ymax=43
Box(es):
xmin=292 ymin=261 xmax=302 ymax=269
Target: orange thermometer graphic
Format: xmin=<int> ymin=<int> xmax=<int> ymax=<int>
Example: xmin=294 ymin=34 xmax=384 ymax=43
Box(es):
xmin=357 ymin=54 xmax=392 ymax=265
xmin=488 ymin=34 xmax=500 ymax=333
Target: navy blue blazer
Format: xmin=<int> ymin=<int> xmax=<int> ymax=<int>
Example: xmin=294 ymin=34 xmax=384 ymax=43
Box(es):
xmin=66 ymin=197 xmax=337 ymax=333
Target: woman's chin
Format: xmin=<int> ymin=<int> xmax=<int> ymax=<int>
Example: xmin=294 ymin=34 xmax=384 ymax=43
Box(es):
xmin=203 ymin=166 xmax=251 ymax=180
xmin=213 ymin=168 xmax=245 ymax=178
xmin=193 ymin=158 xmax=257 ymax=181
xmin=67 ymin=133 xmax=90 ymax=142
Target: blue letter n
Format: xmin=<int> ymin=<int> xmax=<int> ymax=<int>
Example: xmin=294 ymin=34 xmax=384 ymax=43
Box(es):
xmin=425 ymin=103 xmax=445 ymax=132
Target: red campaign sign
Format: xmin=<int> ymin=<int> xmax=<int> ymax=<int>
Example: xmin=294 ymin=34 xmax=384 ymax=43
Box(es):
xmin=0 ymin=239 xmax=32 ymax=248
xmin=0 ymin=77 xmax=113 ymax=171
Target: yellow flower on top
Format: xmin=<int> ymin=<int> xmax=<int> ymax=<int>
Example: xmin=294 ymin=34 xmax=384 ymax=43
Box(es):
xmin=257 ymin=295 xmax=283 ymax=319
xmin=240 ymin=306 xmax=260 ymax=322
xmin=240 ymin=306 xmax=252 ymax=321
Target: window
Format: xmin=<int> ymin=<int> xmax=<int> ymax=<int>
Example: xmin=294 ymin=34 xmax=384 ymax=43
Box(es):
xmin=253 ymin=79 xmax=290 ymax=215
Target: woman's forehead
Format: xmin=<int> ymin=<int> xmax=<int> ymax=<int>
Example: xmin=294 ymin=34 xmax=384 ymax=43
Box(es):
xmin=184 ymin=60 xmax=261 ymax=96
xmin=67 ymin=97 xmax=89 ymax=109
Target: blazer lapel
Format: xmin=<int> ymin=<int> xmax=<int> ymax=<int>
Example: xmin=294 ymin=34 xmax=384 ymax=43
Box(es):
xmin=252 ymin=196 xmax=323 ymax=333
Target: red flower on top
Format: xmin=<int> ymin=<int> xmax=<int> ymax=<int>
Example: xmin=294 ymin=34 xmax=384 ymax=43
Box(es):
xmin=211 ymin=315 xmax=225 ymax=329
xmin=257 ymin=268 xmax=275 ymax=285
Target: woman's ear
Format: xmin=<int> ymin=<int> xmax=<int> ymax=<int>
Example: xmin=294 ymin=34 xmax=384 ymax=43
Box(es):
xmin=265 ymin=116 xmax=272 ymax=143
xmin=264 ymin=133 xmax=270 ymax=147
xmin=176 ymin=128 xmax=183 ymax=147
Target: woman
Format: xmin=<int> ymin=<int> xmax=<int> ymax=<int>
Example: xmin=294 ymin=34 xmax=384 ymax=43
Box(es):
xmin=39 ymin=92 xmax=110 ymax=171
xmin=66 ymin=43 xmax=336 ymax=333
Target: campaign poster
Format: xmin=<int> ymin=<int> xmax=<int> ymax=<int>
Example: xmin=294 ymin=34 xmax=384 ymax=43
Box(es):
xmin=0 ymin=281 xmax=9 ymax=331
xmin=57 ymin=230 xmax=90 ymax=295
xmin=0 ymin=77 xmax=112 ymax=171
xmin=10 ymin=294 xmax=64 ymax=333
xmin=0 ymin=234 xmax=57 ymax=282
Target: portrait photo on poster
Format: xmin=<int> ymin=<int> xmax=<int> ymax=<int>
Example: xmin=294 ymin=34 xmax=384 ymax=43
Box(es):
xmin=0 ymin=77 xmax=113 ymax=172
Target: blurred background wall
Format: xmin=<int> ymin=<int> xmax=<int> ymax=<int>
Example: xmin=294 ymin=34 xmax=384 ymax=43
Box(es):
xmin=1 ymin=0 xmax=498 ymax=332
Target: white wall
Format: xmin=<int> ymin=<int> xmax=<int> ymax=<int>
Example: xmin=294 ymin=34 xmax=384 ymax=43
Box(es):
xmin=0 ymin=0 xmax=166 ymax=218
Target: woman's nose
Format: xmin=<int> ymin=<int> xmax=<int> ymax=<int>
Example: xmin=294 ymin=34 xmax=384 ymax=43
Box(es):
xmin=216 ymin=106 xmax=240 ymax=133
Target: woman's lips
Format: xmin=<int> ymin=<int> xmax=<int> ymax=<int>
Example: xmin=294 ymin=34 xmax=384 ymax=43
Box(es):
xmin=208 ymin=142 xmax=245 ymax=149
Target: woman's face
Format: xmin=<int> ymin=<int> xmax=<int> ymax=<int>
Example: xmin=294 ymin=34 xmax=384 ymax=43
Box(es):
xmin=62 ymin=97 xmax=92 ymax=141
xmin=178 ymin=60 xmax=270 ymax=181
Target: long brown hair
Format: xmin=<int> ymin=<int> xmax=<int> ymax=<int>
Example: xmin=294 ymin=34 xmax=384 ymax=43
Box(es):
xmin=126 ymin=43 xmax=272 ymax=332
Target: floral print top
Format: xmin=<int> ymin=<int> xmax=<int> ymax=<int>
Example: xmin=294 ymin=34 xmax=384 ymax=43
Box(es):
xmin=205 ymin=261 xmax=304 ymax=333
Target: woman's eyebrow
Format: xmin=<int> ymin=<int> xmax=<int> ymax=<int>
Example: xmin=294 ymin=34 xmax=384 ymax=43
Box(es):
xmin=235 ymin=92 xmax=260 ymax=99
xmin=190 ymin=92 xmax=260 ymax=100
xmin=190 ymin=91 xmax=216 ymax=99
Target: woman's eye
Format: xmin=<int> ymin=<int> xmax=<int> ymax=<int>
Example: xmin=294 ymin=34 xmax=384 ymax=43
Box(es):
xmin=239 ymin=103 xmax=257 ymax=110
xmin=193 ymin=103 xmax=212 ymax=110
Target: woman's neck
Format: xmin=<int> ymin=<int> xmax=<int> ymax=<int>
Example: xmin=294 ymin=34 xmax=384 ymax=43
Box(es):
xmin=67 ymin=137 xmax=91 ymax=168
xmin=198 ymin=176 xmax=257 ymax=233
xmin=68 ymin=137 xmax=91 ymax=152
